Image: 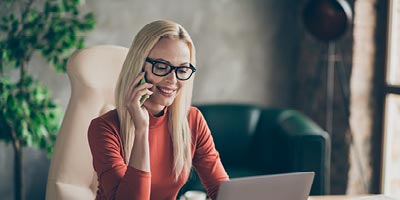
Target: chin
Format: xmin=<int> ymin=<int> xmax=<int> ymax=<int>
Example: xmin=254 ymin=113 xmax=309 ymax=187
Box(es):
xmin=160 ymin=99 xmax=175 ymax=107
xmin=149 ymin=96 xmax=175 ymax=108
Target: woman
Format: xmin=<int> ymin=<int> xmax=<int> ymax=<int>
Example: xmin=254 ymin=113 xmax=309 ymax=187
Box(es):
xmin=88 ymin=20 xmax=229 ymax=200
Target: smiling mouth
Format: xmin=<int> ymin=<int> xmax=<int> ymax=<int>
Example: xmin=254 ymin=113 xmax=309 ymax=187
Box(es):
xmin=157 ymin=86 xmax=177 ymax=96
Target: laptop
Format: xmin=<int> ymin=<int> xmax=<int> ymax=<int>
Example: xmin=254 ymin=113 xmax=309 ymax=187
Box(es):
xmin=217 ymin=172 xmax=315 ymax=200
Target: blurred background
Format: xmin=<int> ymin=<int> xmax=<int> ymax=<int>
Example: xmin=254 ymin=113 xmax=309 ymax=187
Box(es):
xmin=1 ymin=0 xmax=399 ymax=199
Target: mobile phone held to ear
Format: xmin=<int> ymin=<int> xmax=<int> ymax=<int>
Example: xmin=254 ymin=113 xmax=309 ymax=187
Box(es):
xmin=139 ymin=77 xmax=150 ymax=105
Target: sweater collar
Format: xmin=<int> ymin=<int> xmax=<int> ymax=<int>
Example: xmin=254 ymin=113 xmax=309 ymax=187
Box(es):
xmin=149 ymin=106 xmax=168 ymax=128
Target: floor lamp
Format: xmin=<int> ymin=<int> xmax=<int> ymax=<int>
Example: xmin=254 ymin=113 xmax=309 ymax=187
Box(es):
xmin=303 ymin=0 xmax=369 ymax=192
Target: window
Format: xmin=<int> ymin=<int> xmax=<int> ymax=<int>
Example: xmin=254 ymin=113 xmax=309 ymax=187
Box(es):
xmin=381 ymin=0 xmax=400 ymax=195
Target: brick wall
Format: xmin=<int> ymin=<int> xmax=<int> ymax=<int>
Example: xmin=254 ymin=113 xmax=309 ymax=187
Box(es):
xmin=348 ymin=0 xmax=387 ymax=194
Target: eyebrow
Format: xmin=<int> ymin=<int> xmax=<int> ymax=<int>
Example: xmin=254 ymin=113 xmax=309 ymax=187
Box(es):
xmin=154 ymin=58 xmax=189 ymax=66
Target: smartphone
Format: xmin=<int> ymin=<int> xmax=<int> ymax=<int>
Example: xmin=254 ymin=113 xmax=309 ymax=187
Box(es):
xmin=139 ymin=77 xmax=150 ymax=105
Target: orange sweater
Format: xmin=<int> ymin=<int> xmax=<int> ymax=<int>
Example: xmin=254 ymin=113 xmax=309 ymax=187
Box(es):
xmin=88 ymin=107 xmax=228 ymax=200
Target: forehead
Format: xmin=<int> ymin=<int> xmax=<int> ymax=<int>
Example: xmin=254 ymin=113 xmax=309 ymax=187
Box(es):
xmin=148 ymin=38 xmax=190 ymax=64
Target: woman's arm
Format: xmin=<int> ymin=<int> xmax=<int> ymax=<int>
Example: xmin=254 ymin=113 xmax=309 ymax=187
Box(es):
xmin=88 ymin=117 xmax=151 ymax=200
xmin=126 ymin=72 xmax=153 ymax=172
xmin=191 ymin=108 xmax=229 ymax=200
xmin=128 ymin=128 xmax=150 ymax=172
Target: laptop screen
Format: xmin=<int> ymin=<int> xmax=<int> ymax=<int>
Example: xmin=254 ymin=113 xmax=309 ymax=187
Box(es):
xmin=217 ymin=172 xmax=315 ymax=200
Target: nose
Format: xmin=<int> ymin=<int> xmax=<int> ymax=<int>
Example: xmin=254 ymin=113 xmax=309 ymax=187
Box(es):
xmin=165 ymin=69 xmax=178 ymax=83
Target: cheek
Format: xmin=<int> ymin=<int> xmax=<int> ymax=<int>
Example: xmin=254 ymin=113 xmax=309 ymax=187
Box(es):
xmin=176 ymin=81 xmax=184 ymax=94
xmin=178 ymin=80 xmax=184 ymax=89
xmin=145 ymin=73 xmax=162 ymax=85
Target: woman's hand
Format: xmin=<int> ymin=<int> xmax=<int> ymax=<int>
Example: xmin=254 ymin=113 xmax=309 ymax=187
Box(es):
xmin=125 ymin=72 xmax=153 ymax=131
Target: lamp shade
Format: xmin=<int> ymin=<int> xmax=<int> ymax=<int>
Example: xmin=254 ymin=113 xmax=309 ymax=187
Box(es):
xmin=303 ymin=0 xmax=352 ymax=42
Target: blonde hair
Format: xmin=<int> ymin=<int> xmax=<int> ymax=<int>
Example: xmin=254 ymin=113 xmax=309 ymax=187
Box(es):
xmin=115 ymin=20 xmax=196 ymax=180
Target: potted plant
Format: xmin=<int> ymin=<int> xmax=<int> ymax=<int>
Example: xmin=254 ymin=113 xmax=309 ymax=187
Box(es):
xmin=0 ymin=0 xmax=95 ymax=199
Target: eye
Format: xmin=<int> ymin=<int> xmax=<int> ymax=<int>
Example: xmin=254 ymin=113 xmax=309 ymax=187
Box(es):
xmin=154 ymin=62 xmax=169 ymax=70
xmin=177 ymin=67 xmax=190 ymax=74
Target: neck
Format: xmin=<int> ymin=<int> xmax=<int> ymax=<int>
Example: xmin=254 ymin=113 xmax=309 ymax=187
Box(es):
xmin=144 ymin=102 xmax=165 ymax=117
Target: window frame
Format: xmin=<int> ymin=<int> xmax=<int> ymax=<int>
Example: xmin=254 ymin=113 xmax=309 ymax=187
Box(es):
xmin=380 ymin=0 xmax=400 ymax=194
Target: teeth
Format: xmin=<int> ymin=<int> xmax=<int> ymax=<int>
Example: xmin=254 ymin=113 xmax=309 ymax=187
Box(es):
xmin=159 ymin=88 xmax=174 ymax=94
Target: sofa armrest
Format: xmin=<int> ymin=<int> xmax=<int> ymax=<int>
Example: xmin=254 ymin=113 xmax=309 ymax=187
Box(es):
xmin=257 ymin=109 xmax=331 ymax=195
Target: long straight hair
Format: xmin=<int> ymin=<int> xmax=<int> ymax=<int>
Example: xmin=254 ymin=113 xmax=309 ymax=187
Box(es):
xmin=115 ymin=20 xmax=196 ymax=180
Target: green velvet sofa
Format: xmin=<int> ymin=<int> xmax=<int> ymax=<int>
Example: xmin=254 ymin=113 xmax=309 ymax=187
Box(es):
xmin=179 ymin=104 xmax=331 ymax=196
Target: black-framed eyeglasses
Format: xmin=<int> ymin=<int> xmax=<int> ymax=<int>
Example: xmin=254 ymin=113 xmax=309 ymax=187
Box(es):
xmin=145 ymin=57 xmax=196 ymax=81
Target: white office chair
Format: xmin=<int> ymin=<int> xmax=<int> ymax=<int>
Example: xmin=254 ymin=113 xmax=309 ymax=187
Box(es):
xmin=46 ymin=45 xmax=128 ymax=199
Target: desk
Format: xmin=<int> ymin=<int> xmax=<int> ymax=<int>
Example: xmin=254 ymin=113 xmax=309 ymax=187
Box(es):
xmin=309 ymin=195 xmax=398 ymax=200
xmin=309 ymin=196 xmax=350 ymax=200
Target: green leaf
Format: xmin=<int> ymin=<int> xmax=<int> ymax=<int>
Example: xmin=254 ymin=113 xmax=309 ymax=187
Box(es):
xmin=9 ymin=13 xmax=15 ymax=21
xmin=1 ymin=16 xmax=8 ymax=23
xmin=0 ymin=0 xmax=95 ymax=155
xmin=50 ymin=5 xmax=60 ymax=13
xmin=0 ymin=24 xmax=7 ymax=31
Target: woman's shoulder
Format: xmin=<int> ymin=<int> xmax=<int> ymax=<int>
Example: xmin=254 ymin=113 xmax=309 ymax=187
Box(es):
xmin=187 ymin=106 xmax=208 ymax=130
xmin=88 ymin=109 xmax=123 ymax=154
xmin=188 ymin=106 xmax=202 ymax=120
xmin=92 ymin=109 xmax=119 ymax=124
xmin=89 ymin=109 xmax=120 ymax=136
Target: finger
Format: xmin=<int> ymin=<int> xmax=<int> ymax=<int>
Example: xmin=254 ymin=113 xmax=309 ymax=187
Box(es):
xmin=126 ymin=83 xmax=153 ymax=103
xmin=127 ymin=82 xmax=153 ymax=102
xmin=134 ymin=72 xmax=145 ymax=86
xmin=136 ymin=82 xmax=153 ymax=91
xmin=126 ymin=73 xmax=148 ymax=101
xmin=132 ymin=89 xmax=153 ymax=105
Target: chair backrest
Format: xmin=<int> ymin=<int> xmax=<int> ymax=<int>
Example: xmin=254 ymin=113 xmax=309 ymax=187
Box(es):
xmin=196 ymin=104 xmax=262 ymax=167
xmin=46 ymin=45 xmax=128 ymax=199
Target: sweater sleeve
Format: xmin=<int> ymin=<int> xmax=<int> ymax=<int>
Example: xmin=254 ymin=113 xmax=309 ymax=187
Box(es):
xmin=191 ymin=108 xmax=229 ymax=200
xmin=88 ymin=117 xmax=151 ymax=200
